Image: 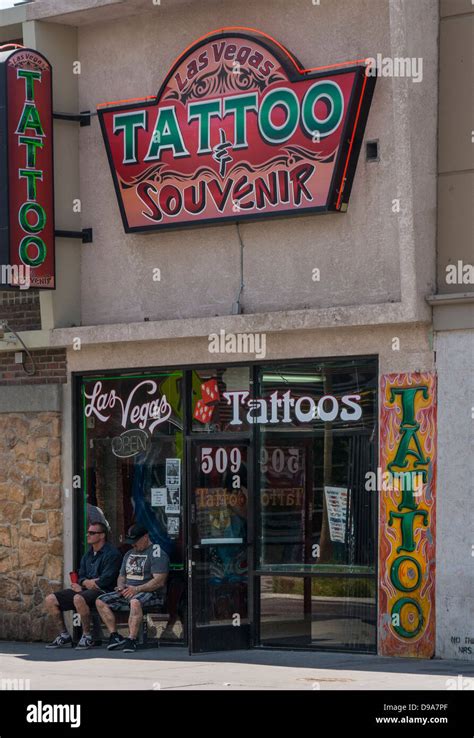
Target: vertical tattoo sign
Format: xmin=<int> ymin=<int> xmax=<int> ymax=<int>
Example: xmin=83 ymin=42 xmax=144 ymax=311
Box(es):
xmin=379 ymin=373 xmax=437 ymax=657
xmin=0 ymin=47 xmax=55 ymax=288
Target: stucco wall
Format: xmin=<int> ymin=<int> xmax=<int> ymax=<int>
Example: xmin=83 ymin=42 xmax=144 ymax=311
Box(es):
xmin=64 ymin=323 xmax=434 ymax=377
xmin=73 ymin=0 xmax=438 ymax=327
xmin=435 ymin=329 xmax=474 ymax=661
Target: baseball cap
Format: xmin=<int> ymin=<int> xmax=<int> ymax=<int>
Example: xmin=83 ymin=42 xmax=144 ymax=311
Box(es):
xmin=125 ymin=524 xmax=148 ymax=543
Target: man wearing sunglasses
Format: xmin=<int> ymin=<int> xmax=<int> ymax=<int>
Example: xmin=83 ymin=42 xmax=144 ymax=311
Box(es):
xmin=45 ymin=522 xmax=122 ymax=650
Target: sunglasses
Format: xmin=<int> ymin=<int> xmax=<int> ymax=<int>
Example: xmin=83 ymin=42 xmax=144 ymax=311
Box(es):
xmin=87 ymin=530 xmax=102 ymax=535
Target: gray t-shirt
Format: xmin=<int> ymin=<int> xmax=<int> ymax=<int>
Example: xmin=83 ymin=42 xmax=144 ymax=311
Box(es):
xmin=120 ymin=544 xmax=169 ymax=588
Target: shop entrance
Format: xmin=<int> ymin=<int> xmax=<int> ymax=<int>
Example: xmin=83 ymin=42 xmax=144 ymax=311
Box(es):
xmin=77 ymin=358 xmax=377 ymax=654
xmin=188 ymin=440 xmax=252 ymax=653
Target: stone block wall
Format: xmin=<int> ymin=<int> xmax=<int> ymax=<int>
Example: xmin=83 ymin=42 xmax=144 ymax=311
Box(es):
xmin=0 ymin=411 xmax=62 ymax=641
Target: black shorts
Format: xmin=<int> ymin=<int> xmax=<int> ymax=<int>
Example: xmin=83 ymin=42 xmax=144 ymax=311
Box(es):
xmin=53 ymin=588 xmax=105 ymax=611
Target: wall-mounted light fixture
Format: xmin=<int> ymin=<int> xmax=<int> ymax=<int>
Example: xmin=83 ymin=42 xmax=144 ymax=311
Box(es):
xmin=0 ymin=320 xmax=36 ymax=375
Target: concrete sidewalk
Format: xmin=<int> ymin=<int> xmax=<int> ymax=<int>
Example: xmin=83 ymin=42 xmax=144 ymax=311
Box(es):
xmin=1 ymin=641 xmax=473 ymax=690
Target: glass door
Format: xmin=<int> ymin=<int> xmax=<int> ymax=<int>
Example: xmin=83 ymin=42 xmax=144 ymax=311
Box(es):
xmin=188 ymin=440 xmax=252 ymax=653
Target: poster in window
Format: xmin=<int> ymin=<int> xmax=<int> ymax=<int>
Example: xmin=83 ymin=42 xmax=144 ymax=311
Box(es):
xmin=324 ymin=486 xmax=350 ymax=544
xmin=166 ymin=458 xmax=181 ymax=487
xmin=167 ymin=516 xmax=180 ymax=537
xmin=151 ymin=487 xmax=167 ymax=508
xmin=165 ymin=486 xmax=180 ymax=514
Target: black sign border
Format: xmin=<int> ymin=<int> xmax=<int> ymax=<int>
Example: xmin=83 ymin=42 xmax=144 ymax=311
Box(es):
xmin=0 ymin=46 xmax=56 ymax=291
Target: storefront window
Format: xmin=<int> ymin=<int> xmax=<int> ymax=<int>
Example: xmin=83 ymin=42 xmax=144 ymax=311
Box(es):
xmin=78 ymin=357 xmax=377 ymax=652
xmin=257 ymin=359 xmax=377 ymax=573
xmin=191 ymin=366 xmax=251 ymax=433
xmin=81 ymin=371 xmax=185 ymax=567
xmin=259 ymin=575 xmax=376 ymax=651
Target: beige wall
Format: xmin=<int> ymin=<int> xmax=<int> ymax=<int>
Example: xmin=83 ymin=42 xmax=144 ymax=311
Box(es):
xmin=67 ymin=0 xmax=438 ymax=328
xmin=64 ymin=323 xmax=434 ymax=377
xmin=437 ymin=0 xmax=474 ymax=294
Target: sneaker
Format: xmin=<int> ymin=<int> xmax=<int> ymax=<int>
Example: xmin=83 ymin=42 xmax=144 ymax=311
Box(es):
xmin=122 ymin=638 xmax=138 ymax=653
xmin=107 ymin=632 xmax=126 ymax=651
xmin=75 ymin=634 xmax=93 ymax=650
xmin=46 ymin=634 xmax=72 ymax=649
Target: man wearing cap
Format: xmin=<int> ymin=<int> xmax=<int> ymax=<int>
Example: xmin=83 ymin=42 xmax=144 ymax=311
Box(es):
xmin=96 ymin=524 xmax=169 ymax=653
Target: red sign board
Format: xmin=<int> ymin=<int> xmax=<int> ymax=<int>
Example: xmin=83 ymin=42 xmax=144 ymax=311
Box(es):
xmin=98 ymin=28 xmax=376 ymax=233
xmin=0 ymin=47 xmax=55 ymax=289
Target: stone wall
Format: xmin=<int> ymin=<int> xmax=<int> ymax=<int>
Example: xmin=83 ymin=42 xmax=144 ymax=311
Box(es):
xmin=0 ymin=411 xmax=62 ymax=641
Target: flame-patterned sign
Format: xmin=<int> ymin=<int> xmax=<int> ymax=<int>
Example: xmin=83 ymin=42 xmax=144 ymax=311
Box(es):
xmin=379 ymin=373 xmax=437 ymax=657
xmin=98 ymin=28 xmax=376 ymax=232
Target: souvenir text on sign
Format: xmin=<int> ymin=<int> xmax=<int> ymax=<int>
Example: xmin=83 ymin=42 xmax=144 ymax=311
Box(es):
xmin=379 ymin=373 xmax=437 ymax=658
xmin=0 ymin=47 xmax=55 ymax=288
xmin=98 ymin=28 xmax=376 ymax=232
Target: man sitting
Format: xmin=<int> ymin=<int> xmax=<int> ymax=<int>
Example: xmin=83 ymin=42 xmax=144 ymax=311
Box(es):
xmin=96 ymin=524 xmax=169 ymax=653
xmin=45 ymin=522 xmax=122 ymax=649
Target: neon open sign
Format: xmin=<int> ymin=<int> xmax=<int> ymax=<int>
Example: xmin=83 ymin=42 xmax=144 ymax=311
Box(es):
xmin=98 ymin=28 xmax=376 ymax=232
xmin=0 ymin=47 xmax=55 ymax=288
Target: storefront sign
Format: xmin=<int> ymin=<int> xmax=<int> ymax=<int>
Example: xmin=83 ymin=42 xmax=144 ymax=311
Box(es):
xmin=85 ymin=379 xmax=362 ymax=432
xmin=111 ymin=429 xmax=150 ymax=458
xmin=84 ymin=380 xmax=172 ymax=433
xmin=98 ymin=28 xmax=376 ymax=232
xmin=223 ymin=390 xmax=362 ymax=425
xmin=0 ymin=47 xmax=55 ymax=288
xmin=379 ymin=373 xmax=437 ymax=657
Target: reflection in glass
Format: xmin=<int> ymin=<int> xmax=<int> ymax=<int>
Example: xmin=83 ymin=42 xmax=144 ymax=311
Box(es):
xmin=260 ymin=576 xmax=308 ymax=645
xmin=192 ymin=444 xmax=248 ymax=626
xmin=259 ymin=442 xmax=306 ymax=567
xmin=260 ymin=576 xmax=376 ymax=651
xmin=257 ymin=359 xmax=377 ymax=573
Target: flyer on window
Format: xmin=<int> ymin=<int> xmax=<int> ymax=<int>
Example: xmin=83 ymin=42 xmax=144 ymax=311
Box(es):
xmin=165 ymin=485 xmax=180 ymax=514
xmin=166 ymin=458 xmax=181 ymax=488
xmin=151 ymin=487 xmax=167 ymax=508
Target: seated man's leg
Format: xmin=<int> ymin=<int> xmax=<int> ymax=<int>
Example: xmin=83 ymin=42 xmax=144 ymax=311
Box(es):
xmin=128 ymin=598 xmax=143 ymax=640
xmin=73 ymin=590 xmax=102 ymax=639
xmin=44 ymin=589 xmax=75 ymax=647
xmin=123 ymin=592 xmax=165 ymax=652
xmin=95 ymin=594 xmax=118 ymax=634
xmin=96 ymin=592 xmax=126 ymax=650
